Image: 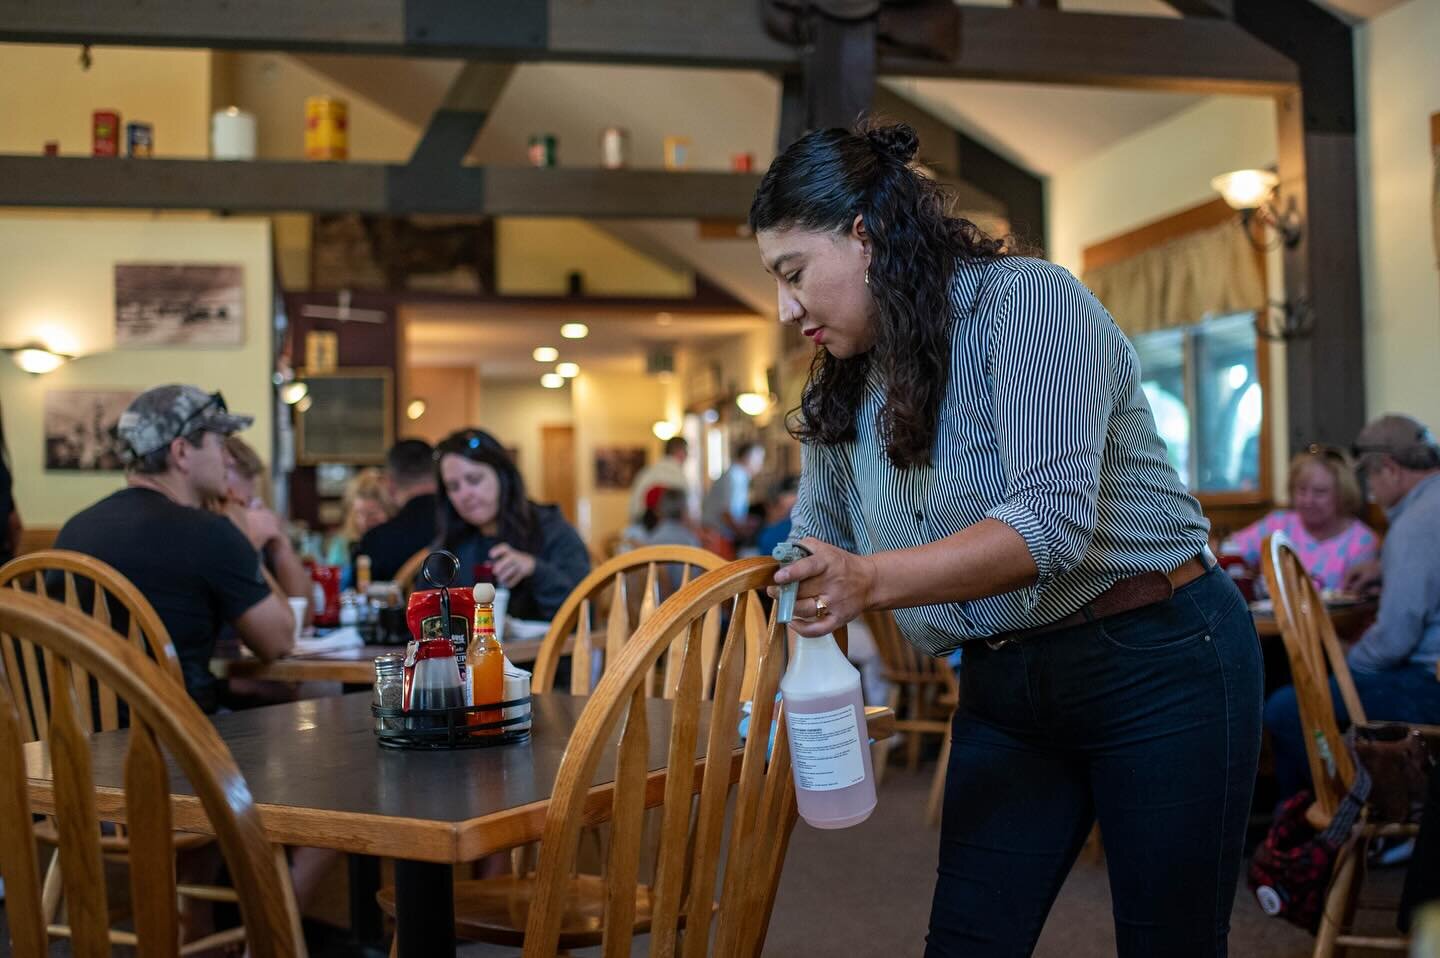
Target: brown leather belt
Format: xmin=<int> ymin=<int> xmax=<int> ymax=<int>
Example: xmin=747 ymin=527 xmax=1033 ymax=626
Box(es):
xmin=983 ymin=550 xmax=1215 ymax=651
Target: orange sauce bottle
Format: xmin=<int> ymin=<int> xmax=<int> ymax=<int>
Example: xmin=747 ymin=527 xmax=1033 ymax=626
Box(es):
xmin=468 ymin=584 xmax=505 ymax=731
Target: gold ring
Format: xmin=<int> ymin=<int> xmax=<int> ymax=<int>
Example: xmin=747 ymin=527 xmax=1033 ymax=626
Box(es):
xmin=814 ymin=597 xmax=829 ymax=616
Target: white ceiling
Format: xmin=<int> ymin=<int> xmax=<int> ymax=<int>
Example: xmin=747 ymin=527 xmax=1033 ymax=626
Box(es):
xmin=403 ymin=302 xmax=767 ymax=380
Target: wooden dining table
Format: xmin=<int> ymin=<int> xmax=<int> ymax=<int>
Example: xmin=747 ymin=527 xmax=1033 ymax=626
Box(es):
xmin=210 ymin=635 xmax=551 ymax=685
xmin=1250 ymin=599 xmax=1377 ymax=638
xmin=21 ymin=689 xmax=894 ymax=956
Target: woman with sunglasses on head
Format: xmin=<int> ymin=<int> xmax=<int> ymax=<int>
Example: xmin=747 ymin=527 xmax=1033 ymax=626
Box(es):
xmin=755 ymin=121 xmax=1261 ymax=956
xmin=433 ymin=428 xmax=590 ymax=621
xmin=1225 ymin=445 xmax=1379 ymax=594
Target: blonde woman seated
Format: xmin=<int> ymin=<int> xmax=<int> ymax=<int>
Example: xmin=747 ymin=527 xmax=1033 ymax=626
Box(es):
xmin=1228 ymin=444 xmax=1380 ymax=592
xmin=323 ymin=468 xmax=394 ymax=586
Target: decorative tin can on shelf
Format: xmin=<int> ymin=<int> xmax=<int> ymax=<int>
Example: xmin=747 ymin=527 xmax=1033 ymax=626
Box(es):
xmin=305 ymin=95 xmax=348 ymax=161
xmin=528 ymin=134 xmax=557 ymax=168
xmin=663 ymin=135 xmax=691 ymax=171
xmin=600 ymin=127 xmax=629 ymax=169
xmin=92 ymin=110 xmax=121 ymax=157
xmin=211 ymin=107 xmax=257 ymax=160
xmin=126 ymin=122 xmax=154 ymax=158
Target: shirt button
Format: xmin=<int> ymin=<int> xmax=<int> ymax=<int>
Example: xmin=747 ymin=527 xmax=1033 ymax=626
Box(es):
xmin=915 ymin=510 xmax=924 ymax=523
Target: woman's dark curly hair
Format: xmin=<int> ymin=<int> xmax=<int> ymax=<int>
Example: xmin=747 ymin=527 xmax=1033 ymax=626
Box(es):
xmin=433 ymin=428 xmax=543 ymax=554
xmin=748 ymin=120 xmax=1011 ymax=469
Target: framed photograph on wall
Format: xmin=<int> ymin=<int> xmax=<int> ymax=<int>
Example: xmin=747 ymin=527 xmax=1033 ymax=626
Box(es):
xmin=594 ymin=446 xmax=647 ymax=490
xmin=114 ymin=263 xmax=245 ymax=347
xmin=43 ymin=388 xmax=140 ymax=471
xmin=294 ymin=368 xmax=394 ymax=465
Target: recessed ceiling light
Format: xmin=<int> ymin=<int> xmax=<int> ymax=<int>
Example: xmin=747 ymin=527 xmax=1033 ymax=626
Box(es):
xmin=533 ymin=346 xmax=559 ymax=363
xmin=555 ymin=362 xmax=579 ymax=378
xmin=540 ymin=373 xmax=565 ymax=389
xmin=560 ymin=323 xmax=589 ymax=340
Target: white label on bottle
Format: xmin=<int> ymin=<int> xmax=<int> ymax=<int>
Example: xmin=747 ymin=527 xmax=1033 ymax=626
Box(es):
xmin=786 ymin=704 xmax=866 ymax=792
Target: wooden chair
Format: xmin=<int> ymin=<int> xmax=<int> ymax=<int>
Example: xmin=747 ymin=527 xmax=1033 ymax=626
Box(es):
xmin=0 ymin=589 xmax=304 ymax=957
xmin=392 ymin=546 xmax=431 ymax=595
xmin=1261 ymin=532 xmax=1416 ymax=957
xmin=378 ymin=544 xmax=741 ymax=951
xmin=862 ymin=609 xmax=959 ymax=826
xmin=521 ymin=556 xmax=887 ymax=956
xmin=530 ymin=545 xmax=745 ymax=699
xmin=0 ymin=549 xmax=252 ymax=954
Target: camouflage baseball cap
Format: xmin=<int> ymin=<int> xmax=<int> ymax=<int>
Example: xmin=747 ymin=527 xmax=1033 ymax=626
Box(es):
xmin=116 ymin=385 xmax=254 ymax=462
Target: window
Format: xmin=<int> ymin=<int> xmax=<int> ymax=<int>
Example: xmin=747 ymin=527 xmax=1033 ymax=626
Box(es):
xmin=1133 ymin=312 xmax=1262 ymax=493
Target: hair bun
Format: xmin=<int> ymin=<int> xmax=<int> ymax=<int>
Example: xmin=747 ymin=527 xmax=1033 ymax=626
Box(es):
xmin=865 ymin=123 xmax=919 ymax=164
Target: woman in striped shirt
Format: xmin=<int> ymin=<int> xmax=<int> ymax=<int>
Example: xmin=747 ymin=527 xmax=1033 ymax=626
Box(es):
xmin=755 ymin=123 xmax=1262 ymax=957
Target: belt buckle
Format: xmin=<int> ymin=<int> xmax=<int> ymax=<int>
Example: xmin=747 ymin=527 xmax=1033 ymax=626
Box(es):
xmin=984 ymin=634 xmax=1016 ymax=651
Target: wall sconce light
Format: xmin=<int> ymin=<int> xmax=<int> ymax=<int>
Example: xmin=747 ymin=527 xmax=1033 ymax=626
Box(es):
xmin=1211 ymin=169 xmax=1303 ymax=251
xmin=652 ymin=420 xmax=680 ymax=441
xmin=735 ymin=392 xmax=775 ymax=417
xmin=406 ymin=398 xmax=428 ymax=421
xmin=6 ymin=343 xmax=73 ymax=375
xmin=279 ymin=380 xmax=309 ymax=405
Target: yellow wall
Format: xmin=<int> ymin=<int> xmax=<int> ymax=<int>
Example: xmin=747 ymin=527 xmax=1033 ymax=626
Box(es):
xmin=1356 ymin=0 xmax=1440 ymax=428
xmin=570 ymin=371 xmax=670 ymax=548
xmin=477 ymin=379 xmax=575 ymax=503
xmin=0 ymin=44 xmax=211 ymax=158
xmin=0 ymin=215 xmax=274 ymax=525
xmin=406 ymin=366 xmax=480 ymax=445
xmin=1047 ymin=95 xmax=1289 ymax=500
xmin=497 ymin=219 xmax=694 ymax=297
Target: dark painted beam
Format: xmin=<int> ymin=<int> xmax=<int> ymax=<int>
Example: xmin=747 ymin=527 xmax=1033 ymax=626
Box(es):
xmin=0 ymin=157 xmax=763 ymax=218
xmin=0 ymin=1 xmax=1295 ymax=93
xmin=953 ymin=130 xmax=1046 ymax=255
xmin=408 ymin=62 xmax=514 ymax=167
xmin=1235 ymin=0 xmax=1362 ymax=453
xmin=1154 ymin=0 xmax=1233 ymax=17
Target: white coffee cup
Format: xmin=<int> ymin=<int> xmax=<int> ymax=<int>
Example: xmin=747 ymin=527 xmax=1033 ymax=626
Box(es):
xmin=287 ymin=597 xmax=308 ymax=644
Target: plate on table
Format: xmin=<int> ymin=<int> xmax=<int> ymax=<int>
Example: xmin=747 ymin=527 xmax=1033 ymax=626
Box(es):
xmin=1320 ymin=589 xmax=1368 ymax=607
xmin=1249 ymin=599 xmax=1274 ymax=616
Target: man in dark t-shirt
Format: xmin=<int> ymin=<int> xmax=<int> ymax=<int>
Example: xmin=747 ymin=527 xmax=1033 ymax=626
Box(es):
xmin=54 ymin=385 xmax=294 ymax=712
xmin=355 ymin=438 xmax=439 ymax=581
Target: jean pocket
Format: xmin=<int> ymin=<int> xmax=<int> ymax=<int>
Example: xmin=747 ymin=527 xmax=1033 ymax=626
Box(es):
xmin=1094 ymin=598 xmax=1212 ymax=653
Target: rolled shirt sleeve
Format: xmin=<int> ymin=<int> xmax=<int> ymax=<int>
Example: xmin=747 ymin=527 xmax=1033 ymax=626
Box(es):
xmin=983 ymin=265 xmax=1116 ymax=607
xmin=1348 ymin=519 xmax=1439 ymax=673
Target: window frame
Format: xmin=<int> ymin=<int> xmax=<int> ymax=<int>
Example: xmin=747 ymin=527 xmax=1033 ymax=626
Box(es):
xmin=1082 ymin=197 xmax=1273 ymax=509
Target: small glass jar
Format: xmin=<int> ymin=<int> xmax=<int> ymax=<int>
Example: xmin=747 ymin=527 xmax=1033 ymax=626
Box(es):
xmin=373 ymin=653 xmax=404 ymax=730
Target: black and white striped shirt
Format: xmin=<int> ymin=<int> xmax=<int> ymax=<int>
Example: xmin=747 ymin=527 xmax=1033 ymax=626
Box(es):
xmin=791 ymin=256 xmax=1211 ymax=654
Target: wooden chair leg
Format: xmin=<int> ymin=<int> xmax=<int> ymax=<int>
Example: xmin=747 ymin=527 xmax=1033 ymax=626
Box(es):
xmin=41 ymin=849 xmax=63 ymax=926
xmin=275 ymin=846 xmax=307 ymax=958
xmin=873 ymin=687 xmax=901 ymax=788
xmin=925 ymin=725 xmax=950 ymax=827
xmin=1315 ymin=837 xmax=1361 ymax=958
xmin=904 ymin=693 xmax=922 ymax=774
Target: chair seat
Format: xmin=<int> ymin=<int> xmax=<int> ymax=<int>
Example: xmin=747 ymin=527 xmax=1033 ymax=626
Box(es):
xmin=33 ymin=818 xmax=214 ymax=853
xmin=378 ymin=875 xmax=659 ymax=949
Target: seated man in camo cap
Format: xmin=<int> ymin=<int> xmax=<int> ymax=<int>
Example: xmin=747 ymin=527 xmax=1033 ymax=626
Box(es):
xmin=54 ymin=384 xmax=295 ymax=712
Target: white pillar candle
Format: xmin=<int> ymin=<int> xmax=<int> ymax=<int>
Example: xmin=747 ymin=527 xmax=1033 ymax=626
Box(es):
xmin=210 ymin=107 xmax=257 ymax=160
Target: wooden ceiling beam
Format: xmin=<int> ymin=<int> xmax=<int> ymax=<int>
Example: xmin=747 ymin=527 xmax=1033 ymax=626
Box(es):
xmin=0 ymin=1 xmax=1294 ymax=93
xmin=0 ymin=158 xmax=763 ymax=218
xmin=1153 ymin=0 xmax=1233 ymax=17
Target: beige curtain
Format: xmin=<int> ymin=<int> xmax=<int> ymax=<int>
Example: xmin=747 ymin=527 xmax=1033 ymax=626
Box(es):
xmin=1082 ymin=220 xmax=1265 ymax=338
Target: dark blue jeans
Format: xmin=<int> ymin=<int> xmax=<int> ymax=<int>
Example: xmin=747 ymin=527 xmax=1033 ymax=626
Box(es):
xmin=926 ymin=567 xmax=1263 ymax=957
xmin=1264 ymin=663 xmax=1440 ymax=800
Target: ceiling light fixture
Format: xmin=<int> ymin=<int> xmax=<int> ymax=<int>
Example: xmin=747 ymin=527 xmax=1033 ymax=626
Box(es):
xmin=736 ymin=392 xmax=774 ymax=417
xmin=533 ymin=346 xmax=559 ymax=363
xmin=560 ymin=323 xmax=589 ymax=340
xmin=652 ymin=421 xmax=680 ymax=441
xmin=540 ymin=373 xmax=565 ymax=389
xmin=555 ymin=362 xmax=579 ymax=378
xmin=406 ymin=398 xmax=428 ymax=421
xmin=6 ymin=343 xmax=74 ymax=375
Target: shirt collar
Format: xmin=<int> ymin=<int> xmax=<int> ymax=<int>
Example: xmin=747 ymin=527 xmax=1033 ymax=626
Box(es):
xmin=1387 ymin=471 xmax=1440 ymax=522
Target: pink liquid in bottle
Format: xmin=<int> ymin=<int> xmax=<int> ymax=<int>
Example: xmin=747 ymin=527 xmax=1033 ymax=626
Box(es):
xmin=781 ymin=634 xmax=877 ymax=829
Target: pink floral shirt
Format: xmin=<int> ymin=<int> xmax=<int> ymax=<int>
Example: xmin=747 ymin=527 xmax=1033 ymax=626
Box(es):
xmin=1229 ymin=510 xmax=1380 ymax=592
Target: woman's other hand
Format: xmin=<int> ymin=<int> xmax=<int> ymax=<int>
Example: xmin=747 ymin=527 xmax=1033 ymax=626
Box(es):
xmin=770 ymin=536 xmax=879 ymax=638
xmin=489 ymin=543 xmax=537 ymax=588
